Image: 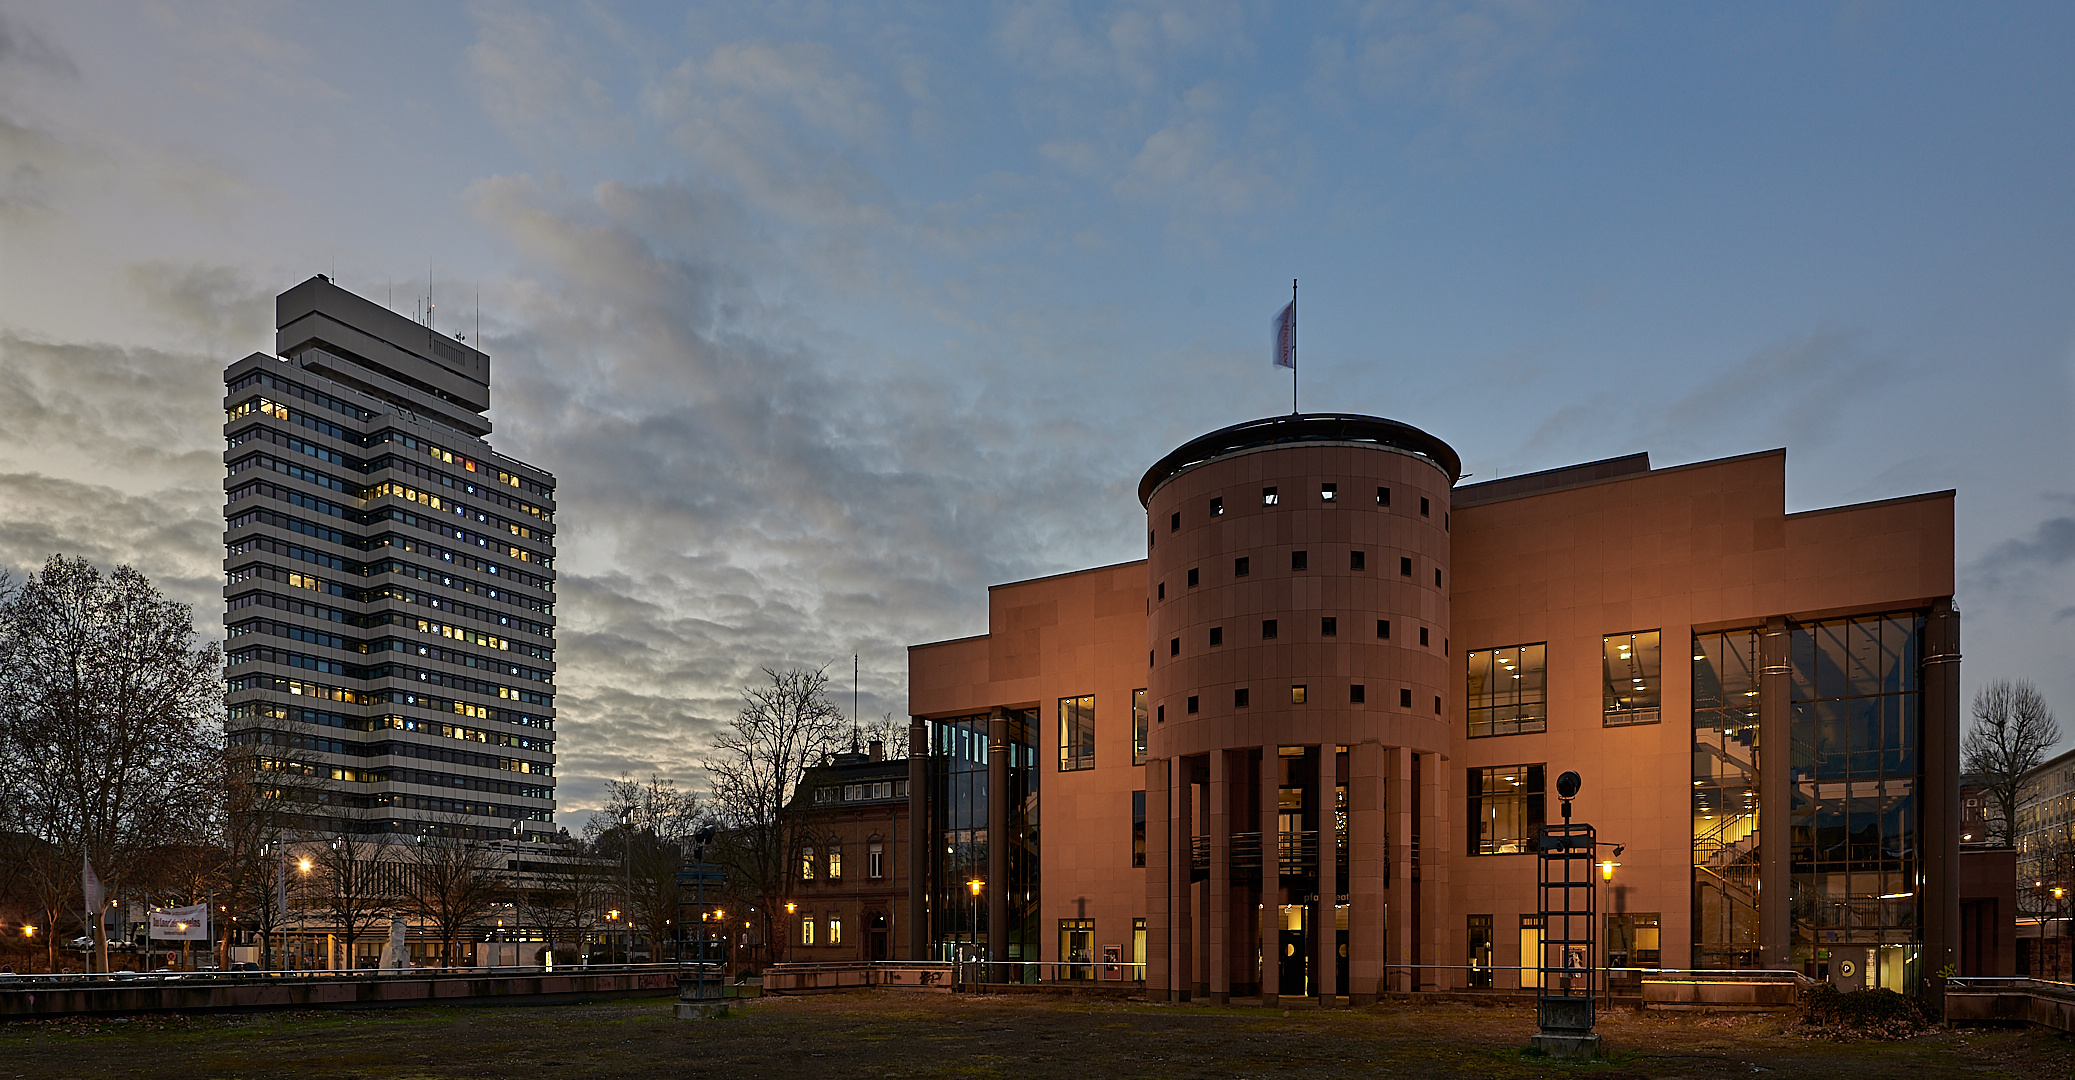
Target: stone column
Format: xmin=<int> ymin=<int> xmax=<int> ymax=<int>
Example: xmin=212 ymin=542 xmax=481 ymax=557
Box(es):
xmin=1348 ymin=740 xmax=1386 ymax=1004
xmin=1314 ymin=745 xmax=1337 ymax=1002
xmin=1759 ymin=616 xmax=1792 ymax=970
xmin=907 ymin=717 xmax=929 ymax=961
xmin=1208 ymin=749 xmax=1232 ymax=1002
xmin=1172 ymin=759 xmax=1194 ymax=1001
xmin=1260 ymin=744 xmax=1281 ymax=1004
xmin=1385 ymin=746 xmax=1414 ymax=992
xmin=1420 ymin=752 xmax=1450 ymax=989
xmin=1921 ymin=601 xmax=1963 ymax=983
xmin=986 ymin=712 xmax=1010 ymax=977
xmin=1146 ymin=756 xmax=1172 ymax=1000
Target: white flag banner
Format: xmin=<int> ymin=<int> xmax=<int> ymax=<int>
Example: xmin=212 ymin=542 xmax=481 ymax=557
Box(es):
xmin=149 ymin=903 xmax=210 ymax=941
xmin=1272 ymin=300 xmax=1296 ymax=370
xmin=81 ymin=857 xmax=105 ymax=913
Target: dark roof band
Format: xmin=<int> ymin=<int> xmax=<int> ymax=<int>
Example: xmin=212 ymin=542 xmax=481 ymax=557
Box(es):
xmin=1139 ymin=413 xmax=1463 ymax=506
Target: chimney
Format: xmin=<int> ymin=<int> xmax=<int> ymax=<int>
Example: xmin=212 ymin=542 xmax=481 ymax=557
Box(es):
xmin=868 ymin=739 xmax=884 ymax=762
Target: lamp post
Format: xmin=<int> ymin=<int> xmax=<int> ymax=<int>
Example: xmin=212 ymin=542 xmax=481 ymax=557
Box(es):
xmin=510 ymin=818 xmax=523 ymax=967
xmin=967 ymin=878 xmax=984 ymax=984
xmin=2055 ymin=883 xmax=2069 ymax=983
xmin=619 ymin=809 xmax=633 ymax=964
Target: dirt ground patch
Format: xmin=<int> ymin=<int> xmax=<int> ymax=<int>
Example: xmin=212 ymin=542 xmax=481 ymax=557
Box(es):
xmin=1 ymin=991 xmax=2069 ymax=1079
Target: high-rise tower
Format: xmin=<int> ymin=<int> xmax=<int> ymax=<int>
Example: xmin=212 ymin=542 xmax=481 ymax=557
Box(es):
xmin=223 ymin=276 xmax=557 ymax=842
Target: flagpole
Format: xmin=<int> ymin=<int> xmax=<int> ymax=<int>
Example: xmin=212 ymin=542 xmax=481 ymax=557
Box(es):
xmin=1290 ymin=278 xmax=1299 ymax=415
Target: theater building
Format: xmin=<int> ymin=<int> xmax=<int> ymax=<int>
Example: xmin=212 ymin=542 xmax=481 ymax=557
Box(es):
xmin=906 ymin=413 xmax=1961 ymax=1001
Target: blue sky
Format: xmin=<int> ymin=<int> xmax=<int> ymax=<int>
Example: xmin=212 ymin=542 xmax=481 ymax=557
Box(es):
xmin=1 ymin=2 xmax=2070 ymax=818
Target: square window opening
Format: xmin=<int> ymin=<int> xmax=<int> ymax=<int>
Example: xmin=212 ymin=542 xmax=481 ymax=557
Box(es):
xmin=1351 ymin=684 xmax=1366 ymax=704
xmin=1321 ymin=483 xmax=1337 ymax=502
xmin=1420 ymin=497 xmax=1430 ymax=517
xmin=1378 ymin=619 xmax=1391 ymax=640
xmin=1321 ymin=616 xmax=1337 ymax=637
xmin=1186 ymin=695 xmax=1199 ymax=715
xmin=1262 ymin=487 xmax=1279 ymax=506
xmin=1291 ymin=685 xmax=1308 ymax=705
xmin=1170 ymin=637 xmax=1180 ymax=657
xmin=1400 ymin=556 xmax=1413 ymax=577
xmin=1400 ymin=688 xmax=1413 ymax=708
xmin=1210 ymin=626 xmax=1224 ymax=647
xmin=1262 ymin=619 xmax=1278 ymax=640
xmin=1187 ymin=567 xmax=1200 ymax=588
xmin=1210 ymin=496 xmax=1223 ymax=517
xmin=1235 ymin=688 xmax=1250 ymax=708
xmin=1351 ymin=551 xmax=1366 ymax=571
xmin=1234 ymin=556 xmax=1251 ymax=577
xmin=1169 ymin=511 xmax=1180 ymax=532
xmin=1292 ymin=550 xmax=1308 ymax=571
xmin=1420 ymin=627 xmax=1430 ymax=646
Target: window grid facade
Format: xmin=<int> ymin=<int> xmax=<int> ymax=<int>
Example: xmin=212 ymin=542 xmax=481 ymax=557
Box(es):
xmin=1466 ymin=643 xmax=1547 ymax=737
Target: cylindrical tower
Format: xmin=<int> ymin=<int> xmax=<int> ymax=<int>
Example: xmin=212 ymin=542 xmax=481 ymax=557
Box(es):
xmin=1138 ymin=413 xmax=1460 ymax=1005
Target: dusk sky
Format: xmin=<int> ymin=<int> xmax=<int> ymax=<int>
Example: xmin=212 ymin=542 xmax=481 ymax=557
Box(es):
xmin=1 ymin=3 xmax=2070 ymax=820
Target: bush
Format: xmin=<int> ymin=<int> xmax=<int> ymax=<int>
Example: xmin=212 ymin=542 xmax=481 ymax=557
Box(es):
xmin=1799 ymin=983 xmax=1928 ymax=1038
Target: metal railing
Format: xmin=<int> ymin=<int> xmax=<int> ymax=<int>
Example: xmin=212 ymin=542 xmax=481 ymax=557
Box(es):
xmin=1380 ymin=963 xmax=1810 ymax=993
xmin=0 ymin=961 xmax=694 ymax=987
xmin=953 ymin=959 xmax=1146 ymax=985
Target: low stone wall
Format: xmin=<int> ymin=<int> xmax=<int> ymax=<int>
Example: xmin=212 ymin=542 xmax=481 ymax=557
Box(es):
xmin=1945 ymin=984 xmax=2075 ymax=1033
xmin=1640 ymin=980 xmax=1798 ymax=1010
xmin=0 ymin=970 xmax=679 ymax=1020
xmin=761 ymin=963 xmax=954 ymax=993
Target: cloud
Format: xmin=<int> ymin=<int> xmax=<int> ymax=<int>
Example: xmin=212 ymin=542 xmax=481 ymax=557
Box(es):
xmin=0 ymin=9 xmax=77 ymax=79
xmin=1503 ymin=329 xmax=1891 ymax=475
xmin=0 ymin=472 xmax=222 ymax=618
xmin=1971 ymin=513 xmax=2075 ymax=591
xmin=462 ymin=173 xmax=1147 ymax=813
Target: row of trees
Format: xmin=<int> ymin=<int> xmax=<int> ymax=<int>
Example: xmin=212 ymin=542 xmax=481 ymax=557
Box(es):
xmin=0 ymin=551 xmax=899 ymax=974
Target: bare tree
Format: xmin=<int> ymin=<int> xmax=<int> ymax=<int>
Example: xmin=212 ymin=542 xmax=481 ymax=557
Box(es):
xmin=0 ymin=555 xmax=223 ymax=971
xmin=589 ymin=774 xmax=707 ymax=962
xmin=1964 ymin=679 xmax=2061 ymax=845
xmin=407 ymin=822 xmax=507 ymax=968
xmin=312 ymin=829 xmax=401 ymax=968
xmin=523 ymin=846 xmax=612 ymax=964
xmin=861 ymin=712 xmax=911 ymax=761
xmin=704 ymin=666 xmax=846 ymax=966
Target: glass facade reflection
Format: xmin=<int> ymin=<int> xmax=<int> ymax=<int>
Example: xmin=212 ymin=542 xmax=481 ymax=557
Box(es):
xmin=1790 ymin=613 xmax=1924 ymax=975
xmin=1692 ymin=628 xmax=1762 ymax=969
xmin=1465 ymin=643 xmax=1547 ymax=738
xmin=927 ymin=711 xmax=1040 ymax=964
xmin=1603 ymin=630 xmax=1662 ymax=726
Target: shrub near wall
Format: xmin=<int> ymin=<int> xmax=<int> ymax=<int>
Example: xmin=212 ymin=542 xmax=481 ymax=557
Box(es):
xmin=1799 ymin=983 xmax=1929 ymax=1039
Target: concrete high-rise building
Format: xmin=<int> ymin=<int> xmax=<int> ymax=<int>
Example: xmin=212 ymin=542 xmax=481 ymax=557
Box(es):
xmin=223 ymin=276 xmax=557 ymax=843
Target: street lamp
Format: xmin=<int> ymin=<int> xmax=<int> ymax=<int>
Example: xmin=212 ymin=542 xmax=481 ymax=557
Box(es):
xmin=967 ymin=878 xmax=984 ymax=982
xmin=618 ymin=809 xmax=633 ymax=965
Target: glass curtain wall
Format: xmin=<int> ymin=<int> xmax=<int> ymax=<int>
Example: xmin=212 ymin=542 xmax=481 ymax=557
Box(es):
xmin=1789 ymin=613 xmax=1924 ymax=985
xmin=927 ymin=711 xmax=1040 ymax=965
xmin=1693 ymin=629 xmax=1762 ymax=968
xmin=1466 ymin=644 xmax=1547 ymax=737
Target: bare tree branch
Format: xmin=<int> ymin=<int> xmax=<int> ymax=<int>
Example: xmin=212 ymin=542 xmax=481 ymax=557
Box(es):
xmin=1964 ymin=678 xmax=2061 ymax=845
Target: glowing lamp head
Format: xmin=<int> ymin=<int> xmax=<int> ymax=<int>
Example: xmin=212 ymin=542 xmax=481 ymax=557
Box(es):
xmin=785 ymin=902 xmax=796 ymax=914
xmin=1600 ymin=860 xmax=1617 ymax=881
xmin=967 ymin=878 xmax=984 ymax=896
xmin=22 ymin=925 xmax=35 ymax=938
xmin=298 ymin=857 xmax=312 ymax=874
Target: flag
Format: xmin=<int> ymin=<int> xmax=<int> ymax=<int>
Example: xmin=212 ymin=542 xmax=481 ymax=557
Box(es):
xmin=1272 ymin=300 xmax=1295 ymax=370
xmin=82 ymin=856 xmax=104 ymax=913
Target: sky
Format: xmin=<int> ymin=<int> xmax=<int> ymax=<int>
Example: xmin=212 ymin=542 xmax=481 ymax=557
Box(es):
xmin=1 ymin=2 xmax=2071 ymax=821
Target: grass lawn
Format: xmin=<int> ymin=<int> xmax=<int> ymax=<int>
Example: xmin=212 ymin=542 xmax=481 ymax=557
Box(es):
xmin=1 ymin=991 xmax=2068 ymax=1079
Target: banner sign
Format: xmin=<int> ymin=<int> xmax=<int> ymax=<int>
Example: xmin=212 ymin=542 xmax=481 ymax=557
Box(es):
xmin=149 ymin=903 xmax=210 ymax=940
